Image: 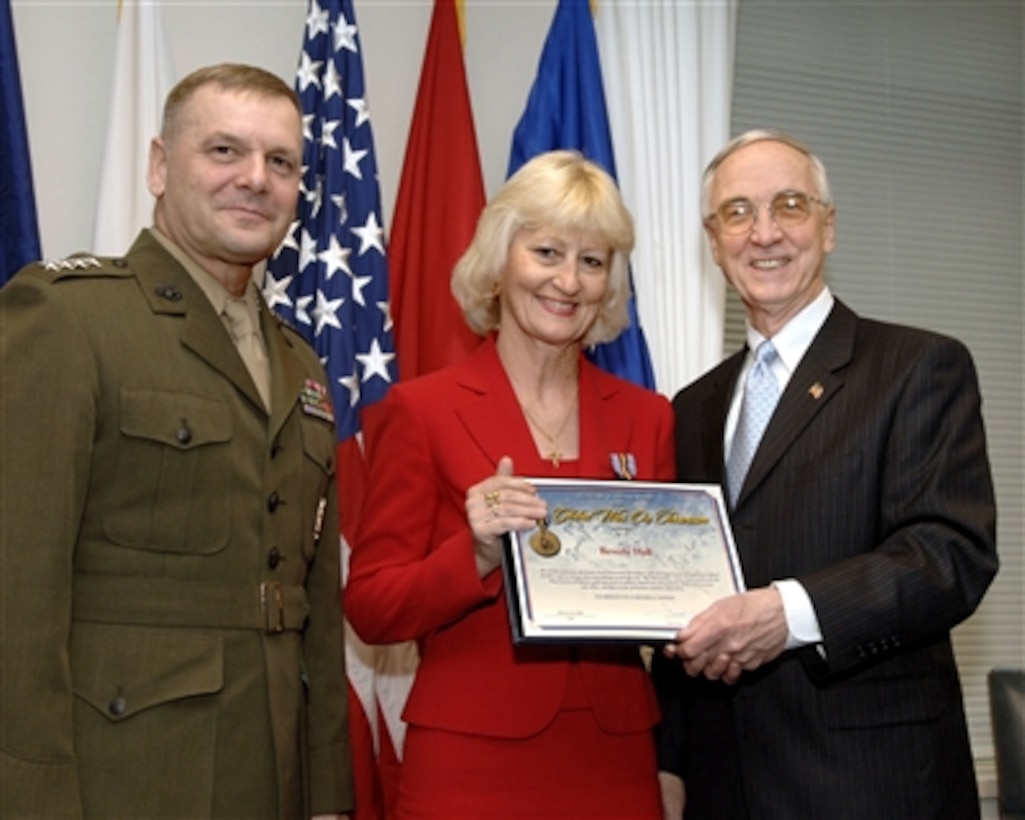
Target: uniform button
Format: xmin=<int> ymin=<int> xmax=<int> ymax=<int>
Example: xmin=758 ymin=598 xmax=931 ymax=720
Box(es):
xmin=153 ymin=282 xmax=182 ymax=301
xmin=109 ymin=696 xmax=127 ymax=717
xmin=267 ymin=491 xmax=280 ymax=512
xmin=268 ymin=547 xmax=282 ymax=569
xmin=176 ymin=423 xmax=192 ymax=445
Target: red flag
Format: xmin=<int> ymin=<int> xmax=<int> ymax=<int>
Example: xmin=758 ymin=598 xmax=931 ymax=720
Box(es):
xmin=350 ymin=3 xmax=487 ymax=813
xmin=389 ymin=0 xmax=486 ymax=380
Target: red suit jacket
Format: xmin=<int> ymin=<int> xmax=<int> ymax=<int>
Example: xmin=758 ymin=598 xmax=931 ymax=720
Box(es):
xmin=347 ymin=336 xmax=674 ymax=738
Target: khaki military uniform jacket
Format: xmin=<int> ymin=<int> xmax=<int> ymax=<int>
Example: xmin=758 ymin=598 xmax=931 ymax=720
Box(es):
xmin=0 ymin=231 xmax=353 ymax=818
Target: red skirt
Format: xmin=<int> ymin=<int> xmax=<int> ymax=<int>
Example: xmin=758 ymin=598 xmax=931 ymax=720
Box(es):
xmin=395 ymin=666 xmax=661 ymax=819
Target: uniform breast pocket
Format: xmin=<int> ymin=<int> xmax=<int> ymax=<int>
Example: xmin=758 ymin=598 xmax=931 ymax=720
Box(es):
xmin=105 ymin=389 xmax=232 ymax=553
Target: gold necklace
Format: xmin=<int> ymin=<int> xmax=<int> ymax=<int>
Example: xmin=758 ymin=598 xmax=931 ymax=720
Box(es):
xmin=521 ymin=393 xmax=578 ymax=468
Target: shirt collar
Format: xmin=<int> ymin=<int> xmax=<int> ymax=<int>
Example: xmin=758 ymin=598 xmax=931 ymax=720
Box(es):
xmin=745 ymin=286 xmax=835 ymax=375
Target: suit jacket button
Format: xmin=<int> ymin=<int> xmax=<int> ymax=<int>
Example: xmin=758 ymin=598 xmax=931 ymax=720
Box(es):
xmin=268 ymin=547 xmax=282 ymax=569
xmin=109 ymin=696 xmax=127 ymax=717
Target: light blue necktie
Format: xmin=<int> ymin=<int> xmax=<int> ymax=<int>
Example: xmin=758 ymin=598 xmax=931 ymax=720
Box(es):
xmin=727 ymin=340 xmax=781 ymax=506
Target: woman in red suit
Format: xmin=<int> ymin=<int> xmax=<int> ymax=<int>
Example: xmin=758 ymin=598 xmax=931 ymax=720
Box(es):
xmin=347 ymin=150 xmax=674 ymax=819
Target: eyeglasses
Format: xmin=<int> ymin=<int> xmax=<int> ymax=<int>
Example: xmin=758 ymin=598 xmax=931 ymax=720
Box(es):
xmin=708 ymin=191 xmax=828 ymax=236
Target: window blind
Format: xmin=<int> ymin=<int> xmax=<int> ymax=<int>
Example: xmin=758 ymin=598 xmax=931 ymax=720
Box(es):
xmin=725 ymin=0 xmax=1024 ymax=788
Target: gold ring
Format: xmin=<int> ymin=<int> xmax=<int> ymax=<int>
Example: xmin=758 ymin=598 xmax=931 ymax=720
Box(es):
xmin=484 ymin=490 xmax=500 ymax=508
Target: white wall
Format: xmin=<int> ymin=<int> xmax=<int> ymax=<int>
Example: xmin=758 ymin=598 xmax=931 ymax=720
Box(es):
xmin=10 ymin=0 xmax=556 ymax=259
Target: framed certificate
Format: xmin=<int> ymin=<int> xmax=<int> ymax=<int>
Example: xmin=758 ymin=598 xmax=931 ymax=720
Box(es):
xmin=502 ymin=479 xmax=745 ymax=644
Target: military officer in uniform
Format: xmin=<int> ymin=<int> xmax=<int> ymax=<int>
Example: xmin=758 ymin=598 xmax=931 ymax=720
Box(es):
xmin=0 ymin=63 xmax=353 ymax=818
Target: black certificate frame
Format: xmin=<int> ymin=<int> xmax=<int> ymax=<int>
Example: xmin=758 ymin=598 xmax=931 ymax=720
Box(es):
xmin=501 ymin=479 xmax=745 ymax=645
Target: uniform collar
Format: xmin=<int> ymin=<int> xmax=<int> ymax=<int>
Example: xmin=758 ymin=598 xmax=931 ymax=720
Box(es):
xmin=148 ymin=227 xmax=262 ymax=333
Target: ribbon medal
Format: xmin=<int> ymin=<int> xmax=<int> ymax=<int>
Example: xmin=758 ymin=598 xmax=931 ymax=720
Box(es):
xmin=300 ymin=378 xmax=335 ymax=424
xmin=609 ymin=452 xmax=637 ymax=480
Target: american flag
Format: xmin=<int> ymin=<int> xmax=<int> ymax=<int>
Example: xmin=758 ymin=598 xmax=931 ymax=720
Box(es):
xmin=264 ymin=1 xmax=401 ymax=816
xmin=265 ymin=0 xmax=396 ymax=440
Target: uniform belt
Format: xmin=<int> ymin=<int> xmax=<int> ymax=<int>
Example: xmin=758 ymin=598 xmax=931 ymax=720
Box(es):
xmin=73 ymin=575 xmax=310 ymax=633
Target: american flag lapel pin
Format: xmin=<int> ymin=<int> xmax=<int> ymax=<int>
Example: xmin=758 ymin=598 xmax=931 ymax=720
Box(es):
xmin=808 ymin=382 xmax=825 ymax=400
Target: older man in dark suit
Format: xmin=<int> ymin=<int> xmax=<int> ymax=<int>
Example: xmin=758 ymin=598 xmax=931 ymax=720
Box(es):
xmin=1 ymin=64 xmax=352 ymax=818
xmin=654 ymin=129 xmax=998 ymax=819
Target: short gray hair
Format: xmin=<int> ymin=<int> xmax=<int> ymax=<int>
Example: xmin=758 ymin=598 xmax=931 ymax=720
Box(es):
xmin=162 ymin=63 xmax=300 ymax=142
xmin=701 ymin=129 xmax=833 ymax=217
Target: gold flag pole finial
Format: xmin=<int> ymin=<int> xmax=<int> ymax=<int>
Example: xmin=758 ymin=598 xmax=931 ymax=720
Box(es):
xmin=455 ymin=0 xmax=467 ymax=48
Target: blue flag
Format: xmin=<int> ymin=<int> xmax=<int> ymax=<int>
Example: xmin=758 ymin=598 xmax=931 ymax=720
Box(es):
xmin=263 ymin=0 xmax=396 ymax=444
xmin=509 ymin=0 xmax=656 ymax=390
xmin=0 ymin=0 xmax=41 ymax=284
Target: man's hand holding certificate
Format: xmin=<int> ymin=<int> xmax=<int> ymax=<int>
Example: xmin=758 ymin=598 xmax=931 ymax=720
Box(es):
xmin=502 ymin=479 xmax=745 ymax=643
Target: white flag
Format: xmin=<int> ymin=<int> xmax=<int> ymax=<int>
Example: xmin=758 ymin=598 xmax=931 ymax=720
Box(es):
xmin=93 ymin=1 xmax=174 ymax=255
xmin=595 ymin=0 xmax=737 ymax=392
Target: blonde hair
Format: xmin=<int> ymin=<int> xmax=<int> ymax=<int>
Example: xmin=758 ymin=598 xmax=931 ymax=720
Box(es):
xmin=452 ymin=150 xmax=635 ymax=347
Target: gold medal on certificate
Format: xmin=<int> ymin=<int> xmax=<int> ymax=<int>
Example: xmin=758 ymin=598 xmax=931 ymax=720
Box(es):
xmin=529 ymin=518 xmax=561 ymax=557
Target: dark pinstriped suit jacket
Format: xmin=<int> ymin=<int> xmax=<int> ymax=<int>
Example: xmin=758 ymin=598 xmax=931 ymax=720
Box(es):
xmin=653 ymin=299 xmax=998 ymax=820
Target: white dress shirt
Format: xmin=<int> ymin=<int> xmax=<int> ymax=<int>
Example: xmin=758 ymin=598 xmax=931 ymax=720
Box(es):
xmin=724 ymin=286 xmax=835 ymax=650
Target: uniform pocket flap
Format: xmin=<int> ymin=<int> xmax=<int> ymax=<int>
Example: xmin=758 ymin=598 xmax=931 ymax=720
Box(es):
xmin=120 ymin=389 xmax=232 ymax=450
xmin=72 ymin=623 xmax=224 ymax=721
